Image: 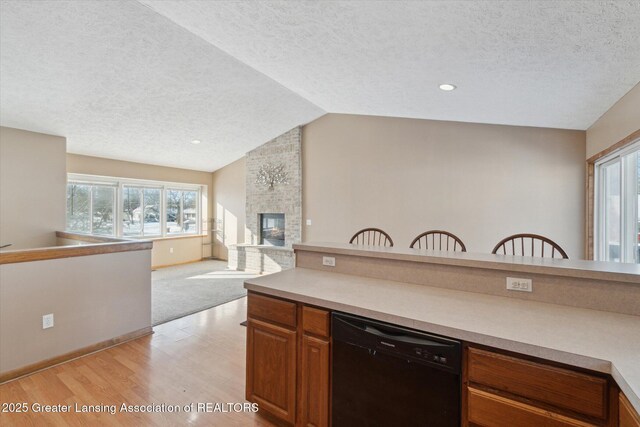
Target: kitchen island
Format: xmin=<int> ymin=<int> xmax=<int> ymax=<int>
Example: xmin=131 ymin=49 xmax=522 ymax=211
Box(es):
xmin=244 ymin=243 xmax=640 ymax=426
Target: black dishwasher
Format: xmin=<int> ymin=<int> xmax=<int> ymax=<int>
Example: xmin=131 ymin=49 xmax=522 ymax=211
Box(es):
xmin=332 ymin=313 xmax=461 ymax=427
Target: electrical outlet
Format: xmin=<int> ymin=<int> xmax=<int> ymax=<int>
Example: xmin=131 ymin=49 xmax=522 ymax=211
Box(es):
xmin=506 ymin=277 xmax=533 ymax=292
xmin=322 ymin=256 xmax=336 ymax=267
xmin=169 ymin=247 xmax=174 ymax=254
xmin=306 ymin=219 xmax=312 ymax=226
xmin=42 ymin=313 xmax=54 ymax=329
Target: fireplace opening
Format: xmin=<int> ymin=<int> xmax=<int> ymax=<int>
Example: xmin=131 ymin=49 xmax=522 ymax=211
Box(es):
xmin=259 ymin=213 xmax=285 ymax=246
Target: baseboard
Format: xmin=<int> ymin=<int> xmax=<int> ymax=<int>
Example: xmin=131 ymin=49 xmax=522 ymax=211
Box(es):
xmin=152 ymin=258 xmax=204 ymax=269
xmin=0 ymin=326 xmax=153 ymax=384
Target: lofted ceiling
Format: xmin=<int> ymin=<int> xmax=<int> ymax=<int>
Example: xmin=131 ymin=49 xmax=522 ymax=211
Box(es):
xmin=1 ymin=1 xmax=639 ymax=172
xmin=0 ymin=0 xmax=324 ymax=171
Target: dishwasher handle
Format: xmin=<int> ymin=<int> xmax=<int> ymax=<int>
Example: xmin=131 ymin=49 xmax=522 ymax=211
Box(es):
xmin=333 ymin=313 xmax=459 ymax=351
xmin=363 ymin=324 xmax=451 ymax=348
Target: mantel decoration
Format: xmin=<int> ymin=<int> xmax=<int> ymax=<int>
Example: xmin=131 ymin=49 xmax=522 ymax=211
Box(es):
xmin=256 ymin=163 xmax=289 ymax=191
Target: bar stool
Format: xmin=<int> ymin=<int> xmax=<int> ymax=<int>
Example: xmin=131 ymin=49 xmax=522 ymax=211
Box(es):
xmin=492 ymin=233 xmax=568 ymax=259
xmin=349 ymin=228 xmax=394 ymax=247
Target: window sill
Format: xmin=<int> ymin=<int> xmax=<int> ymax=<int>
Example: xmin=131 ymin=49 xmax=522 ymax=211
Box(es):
xmin=65 ymin=232 xmax=207 ymax=242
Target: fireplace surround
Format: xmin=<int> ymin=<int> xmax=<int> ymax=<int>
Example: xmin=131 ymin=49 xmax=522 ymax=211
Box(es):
xmin=228 ymin=127 xmax=301 ymax=273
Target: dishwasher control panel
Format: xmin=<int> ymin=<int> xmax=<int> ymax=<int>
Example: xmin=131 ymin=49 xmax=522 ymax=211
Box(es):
xmin=413 ymin=347 xmax=449 ymax=364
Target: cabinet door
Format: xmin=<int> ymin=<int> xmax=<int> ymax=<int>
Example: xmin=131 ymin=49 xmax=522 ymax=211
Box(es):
xmin=300 ymin=335 xmax=330 ymax=427
xmin=620 ymin=393 xmax=640 ymax=427
xmin=246 ymin=318 xmax=297 ymax=424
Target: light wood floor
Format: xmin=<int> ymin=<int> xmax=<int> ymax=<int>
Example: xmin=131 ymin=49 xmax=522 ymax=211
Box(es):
xmin=0 ymin=297 xmax=276 ymax=426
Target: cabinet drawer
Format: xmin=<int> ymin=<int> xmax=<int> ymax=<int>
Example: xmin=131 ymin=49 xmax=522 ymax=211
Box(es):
xmin=302 ymin=306 xmax=330 ymax=338
xmin=468 ymin=387 xmax=596 ymax=427
xmin=248 ymin=293 xmax=297 ymax=328
xmin=468 ymin=347 xmax=607 ymax=419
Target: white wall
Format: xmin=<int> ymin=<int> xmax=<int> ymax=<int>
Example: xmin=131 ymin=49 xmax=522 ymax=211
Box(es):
xmin=0 ymin=127 xmax=67 ymax=249
xmin=303 ymin=114 xmax=587 ymax=259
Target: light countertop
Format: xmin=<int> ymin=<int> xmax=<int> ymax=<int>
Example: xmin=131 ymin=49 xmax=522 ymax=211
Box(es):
xmin=245 ymin=267 xmax=640 ymax=412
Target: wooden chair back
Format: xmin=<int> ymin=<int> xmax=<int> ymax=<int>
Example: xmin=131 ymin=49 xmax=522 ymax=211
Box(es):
xmin=492 ymin=233 xmax=568 ymax=259
xmin=349 ymin=228 xmax=394 ymax=247
xmin=410 ymin=230 xmax=467 ymax=252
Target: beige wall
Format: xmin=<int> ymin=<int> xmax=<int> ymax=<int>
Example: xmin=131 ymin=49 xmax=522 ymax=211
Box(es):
xmin=67 ymin=154 xmax=214 ymax=266
xmin=0 ymin=249 xmax=152 ymax=374
xmin=302 ymin=114 xmax=586 ymax=259
xmin=212 ymin=157 xmax=246 ymax=260
xmin=586 ymin=83 xmax=640 ymax=158
xmin=0 ymin=127 xmax=67 ymax=249
xmin=152 ymin=237 xmax=205 ymax=268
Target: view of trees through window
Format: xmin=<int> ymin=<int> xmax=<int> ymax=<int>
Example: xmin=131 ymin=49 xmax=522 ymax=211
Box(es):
xmin=66 ymin=184 xmax=115 ymax=235
xmin=122 ymin=187 xmax=161 ymax=236
xmin=66 ymin=184 xmax=90 ymax=233
xmin=167 ymin=190 xmax=197 ymax=234
xmin=66 ymin=179 xmax=200 ymax=238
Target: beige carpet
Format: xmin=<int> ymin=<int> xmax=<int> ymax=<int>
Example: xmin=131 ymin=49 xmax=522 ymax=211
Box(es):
xmin=152 ymin=260 xmax=258 ymax=325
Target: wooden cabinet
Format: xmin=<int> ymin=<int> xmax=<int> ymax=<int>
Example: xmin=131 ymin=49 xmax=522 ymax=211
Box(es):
xmin=468 ymin=347 xmax=608 ymax=419
xmin=468 ymin=387 xmax=597 ymax=427
xmin=300 ymin=335 xmax=330 ymax=427
xmin=246 ymin=292 xmax=330 ymax=426
xmin=248 ymin=292 xmax=297 ymax=328
xmin=620 ymin=393 xmax=640 ymax=427
xmin=246 ymin=294 xmax=298 ymax=425
xmin=466 ymin=347 xmax=613 ymax=427
xmin=246 ymin=293 xmax=635 ymax=427
xmin=299 ymin=306 xmax=331 ymax=427
xmin=246 ymin=318 xmax=297 ymax=424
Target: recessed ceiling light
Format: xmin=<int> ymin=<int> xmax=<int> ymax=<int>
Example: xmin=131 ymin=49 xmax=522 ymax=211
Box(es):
xmin=439 ymin=84 xmax=457 ymax=91
xmin=190 ymin=139 xmax=201 ymax=145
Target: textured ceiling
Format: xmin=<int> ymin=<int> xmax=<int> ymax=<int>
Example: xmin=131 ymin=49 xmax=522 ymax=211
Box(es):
xmin=1 ymin=1 xmax=639 ymax=172
xmin=140 ymin=0 xmax=640 ymax=130
xmin=0 ymin=1 xmax=324 ymax=171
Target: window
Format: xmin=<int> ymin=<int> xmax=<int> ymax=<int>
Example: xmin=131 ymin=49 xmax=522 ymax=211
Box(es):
xmin=92 ymin=185 xmax=116 ymax=235
xmin=122 ymin=186 xmax=162 ymax=237
xmin=66 ymin=184 xmax=90 ymax=233
xmin=595 ymin=141 xmax=640 ymax=263
xmin=66 ymin=183 xmax=115 ymax=235
xmin=66 ymin=175 xmax=205 ymax=239
xmin=122 ymin=186 xmax=142 ymax=236
xmin=144 ymin=188 xmax=161 ymax=235
xmin=166 ymin=189 xmax=198 ymax=234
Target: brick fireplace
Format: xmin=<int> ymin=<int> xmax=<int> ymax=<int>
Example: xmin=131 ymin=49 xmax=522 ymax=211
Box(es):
xmin=228 ymin=127 xmax=301 ymax=273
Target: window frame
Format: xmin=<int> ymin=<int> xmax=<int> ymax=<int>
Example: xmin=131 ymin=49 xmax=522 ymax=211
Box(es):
xmin=66 ymin=181 xmax=118 ymax=236
xmin=165 ymin=188 xmax=200 ymax=236
xmin=594 ymin=139 xmax=640 ymax=263
xmin=121 ymin=185 xmax=164 ymax=238
xmin=66 ymin=173 xmax=206 ymax=239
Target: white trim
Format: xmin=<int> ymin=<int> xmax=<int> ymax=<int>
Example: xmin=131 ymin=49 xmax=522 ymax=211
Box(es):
xmin=594 ymin=139 xmax=640 ymax=263
xmin=66 ymin=173 xmax=206 ymax=239
xmin=68 ymin=173 xmax=203 ymax=191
